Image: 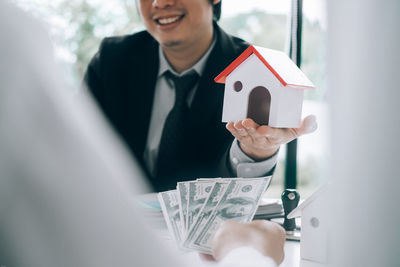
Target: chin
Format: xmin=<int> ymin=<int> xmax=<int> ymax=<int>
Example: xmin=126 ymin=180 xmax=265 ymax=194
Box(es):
xmin=162 ymin=40 xmax=182 ymax=48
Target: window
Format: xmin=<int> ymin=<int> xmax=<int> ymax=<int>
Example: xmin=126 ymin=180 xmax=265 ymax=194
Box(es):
xmin=11 ymin=0 xmax=142 ymax=87
xmin=220 ymin=0 xmax=290 ymax=51
xmin=220 ymin=0 xmax=291 ymax=198
xmin=297 ymin=0 xmax=327 ymax=198
xmin=221 ymin=0 xmax=327 ymax=198
xmin=12 ymin=0 xmax=327 ymax=198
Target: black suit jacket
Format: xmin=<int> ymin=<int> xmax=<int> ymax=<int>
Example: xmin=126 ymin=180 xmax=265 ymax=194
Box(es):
xmin=84 ymin=23 xmax=250 ymax=191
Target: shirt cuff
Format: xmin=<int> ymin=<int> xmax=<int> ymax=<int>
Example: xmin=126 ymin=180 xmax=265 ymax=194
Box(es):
xmin=217 ymin=246 xmax=277 ymax=267
xmin=229 ymin=139 xmax=279 ymax=177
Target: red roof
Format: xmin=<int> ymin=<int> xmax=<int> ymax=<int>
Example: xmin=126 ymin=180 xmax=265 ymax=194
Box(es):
xmin=214 ymin=45 xmax=314 ymax=89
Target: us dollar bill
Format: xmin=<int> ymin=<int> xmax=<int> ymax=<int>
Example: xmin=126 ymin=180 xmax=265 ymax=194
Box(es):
xmin=177 ymin=182 xmax=189 ymax=234
xmin=186 ymin=181 xmax=215 ymax=232
xmin=158 ymin=190 xmax=183 ymax=246
xmin=183 ymin=181 xmax=229 ymax=252
xmin=192 ymin=177 xmax=271 ymax=252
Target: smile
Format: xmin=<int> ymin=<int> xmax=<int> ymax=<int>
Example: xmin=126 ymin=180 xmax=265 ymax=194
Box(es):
xmin=155 ymin=15 xmax=184 ymax=26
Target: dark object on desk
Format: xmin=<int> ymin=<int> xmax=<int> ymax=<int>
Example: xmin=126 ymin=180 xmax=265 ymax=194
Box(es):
xmin=253 ymin=198 xmax=284 ymax=220
xmin=282 ymin=189 xmax=300 ymax=234
xmin=269 ymin=217 xmax=301 ymax=242
xmin=253 ymin=212 xmax=284 ymax=220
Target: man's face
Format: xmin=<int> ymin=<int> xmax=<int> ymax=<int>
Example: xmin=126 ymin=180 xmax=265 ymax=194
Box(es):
xmin=138 ymin=0 xmax=218 ymax=49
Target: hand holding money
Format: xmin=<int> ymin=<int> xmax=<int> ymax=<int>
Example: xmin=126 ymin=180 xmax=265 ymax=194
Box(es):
xmin=158 ymin=177 xmax=271 ymax=254
xmin=211 ymin=220 xmax=286 ymax=265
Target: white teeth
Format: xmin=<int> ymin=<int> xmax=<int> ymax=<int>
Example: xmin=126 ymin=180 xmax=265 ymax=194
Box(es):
xmin=158 ymin=16 xmax=181 ymax=25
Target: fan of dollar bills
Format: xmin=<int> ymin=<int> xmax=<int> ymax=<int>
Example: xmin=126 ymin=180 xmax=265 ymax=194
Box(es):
xmin=158 ymin=176 xmax=271 ymax=254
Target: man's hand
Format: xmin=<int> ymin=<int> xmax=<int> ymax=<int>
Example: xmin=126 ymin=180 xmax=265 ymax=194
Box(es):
xmin=226 ymin=115 xmax=317 ymax=160
xmin=211 ymin=220 xmax=286 ymax=265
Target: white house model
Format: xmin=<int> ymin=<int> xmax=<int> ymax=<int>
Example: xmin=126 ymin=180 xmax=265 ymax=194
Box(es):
xmin=214 ymin=45 xmax=314 ymax=128
xmin=287 ymin=186 xmax=329 ymax=265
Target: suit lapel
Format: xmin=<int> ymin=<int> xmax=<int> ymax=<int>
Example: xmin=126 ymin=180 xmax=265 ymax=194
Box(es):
xmin=126 ymin=37 xmax=159 ymax=159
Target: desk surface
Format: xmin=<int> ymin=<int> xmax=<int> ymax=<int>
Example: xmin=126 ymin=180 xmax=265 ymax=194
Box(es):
xmin=282 ymin=241 xmax=300 ymax=267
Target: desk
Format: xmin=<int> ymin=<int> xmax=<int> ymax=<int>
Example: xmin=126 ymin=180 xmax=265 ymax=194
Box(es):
xmin=282 ymin=241 xmax=300 ymax=267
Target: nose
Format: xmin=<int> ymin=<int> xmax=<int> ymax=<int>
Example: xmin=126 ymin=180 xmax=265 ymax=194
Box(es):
xmin=152 ymin=0 xmax=175 ymax=9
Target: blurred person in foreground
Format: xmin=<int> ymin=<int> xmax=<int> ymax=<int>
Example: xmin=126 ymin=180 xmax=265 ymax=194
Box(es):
xmin=0 ymin=2 xmax=285 ymax=267
xmin=84 ymin=0 xmax=317 ymax=191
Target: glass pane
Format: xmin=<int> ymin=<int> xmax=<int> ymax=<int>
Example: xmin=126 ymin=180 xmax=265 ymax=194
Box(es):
xmin=11 ymin=0 xmax=142 ymax=87
xmin=11 ymin=0 xmax=303 ymax=199
xmin=298 ymin=0 xmax=328 ymax=198
xmin=220 ymin=0 xmax=290 ymax=50
xmin=219 ymin=0 xmax=291 ymax=198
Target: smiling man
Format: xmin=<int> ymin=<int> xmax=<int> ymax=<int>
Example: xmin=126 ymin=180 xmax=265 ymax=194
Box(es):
xmin=141 ymin=0 xmax=216 ymax=72
xmin=84 ymin=0 xmax=316 ymax=192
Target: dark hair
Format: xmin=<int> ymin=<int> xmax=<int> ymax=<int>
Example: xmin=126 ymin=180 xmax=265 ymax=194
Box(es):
xmin=211 ymin=0 xmax=222 ymax=21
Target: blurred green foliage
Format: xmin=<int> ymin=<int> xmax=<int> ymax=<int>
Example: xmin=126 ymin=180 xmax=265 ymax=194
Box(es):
xmin=302 ymin=19 xmax=327 ymax=102
xmin=53 ymin=0 xmax=143 ymax=76
xmin=12 ymin=1 xmax=326 ymax=99
xmin=220 ymin=10 xmax=288 ymax=50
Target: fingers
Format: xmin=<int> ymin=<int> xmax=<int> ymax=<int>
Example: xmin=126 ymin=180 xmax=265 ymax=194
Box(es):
xmin=226 ymin=122 xmax=242 ymax=140
xmin=233 ymin=120 xmax=249 ymax=137
xmin=282 ymin=115 xmax=318 ymax=140
xmin=227 ymin=119 xmax=280 ymax=149
xmin=256 ymin=125 xmax=276 ymax=137
xmin=227 ymin=119 xmax=262 ymax=139
xmin=212 ymin=220 xmax=286 ymax=265
xmin=250 ymin=220 xmax=286 ymax=239
xmin=211 ymin=220 xmax=245 ymax=261
xmin=227 ymin=119 xmax=279 ymax=160
xmin=242 ymin=119 xmax=269 ymax=144
xmin=242 ymin=118 xmax=259 ymax=129
xmin=257 ymin=115 xmax=317 ymax=141
xmin=199 ymin=253 xmax=216 ymax=262
xmin=256 ymin=125 xmax=288 ymax=144
xmin=226 ymin=120 xmax=255 ymax=145
xmin=246 ymin=220 xmax=286 ymax=265
xmin=226 ymin=115 xmax=317 ymax=152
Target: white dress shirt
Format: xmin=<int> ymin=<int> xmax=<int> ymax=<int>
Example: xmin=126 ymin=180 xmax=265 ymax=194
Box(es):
xmin=144 ymin=39 xmax=278 ymax=177
xmin=0 ymin=3 xmax=276 ymax=267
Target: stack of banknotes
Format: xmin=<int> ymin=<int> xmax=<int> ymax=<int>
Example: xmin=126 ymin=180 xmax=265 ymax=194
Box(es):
xmin=158 ymin=176 xmax=271 ymax=254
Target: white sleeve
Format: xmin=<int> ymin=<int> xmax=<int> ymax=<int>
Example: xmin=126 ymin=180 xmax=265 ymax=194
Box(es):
xmin=218 ymin=247 xmax=277 ymax=267
xmin=229 ymin=139 xmax=279 ymax=177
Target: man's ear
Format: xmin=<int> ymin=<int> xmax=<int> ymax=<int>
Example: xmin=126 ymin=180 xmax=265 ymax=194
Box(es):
xmin=213 ymin=0 xmax=221 ymax=4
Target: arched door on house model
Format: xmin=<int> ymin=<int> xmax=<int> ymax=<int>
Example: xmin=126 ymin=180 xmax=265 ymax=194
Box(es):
xmin=247 ymin=86 xmax=271 ymax=125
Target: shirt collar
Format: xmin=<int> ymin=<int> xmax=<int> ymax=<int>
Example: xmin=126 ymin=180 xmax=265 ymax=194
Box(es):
xmin=158 ymin=34 xmax=217 ymax=78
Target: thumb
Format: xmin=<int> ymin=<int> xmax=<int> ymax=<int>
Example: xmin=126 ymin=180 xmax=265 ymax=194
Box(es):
xmin=298 ymin=115 xmax=318 ymax=135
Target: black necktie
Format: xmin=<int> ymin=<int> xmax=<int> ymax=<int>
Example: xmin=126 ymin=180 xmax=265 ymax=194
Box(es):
xmin=156 ymin=70 xmax=200 ymax=178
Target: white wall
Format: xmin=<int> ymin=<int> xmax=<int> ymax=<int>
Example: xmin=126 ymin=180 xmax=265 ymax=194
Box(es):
xmin=327 ymin=0 xmax=400 ymax=266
